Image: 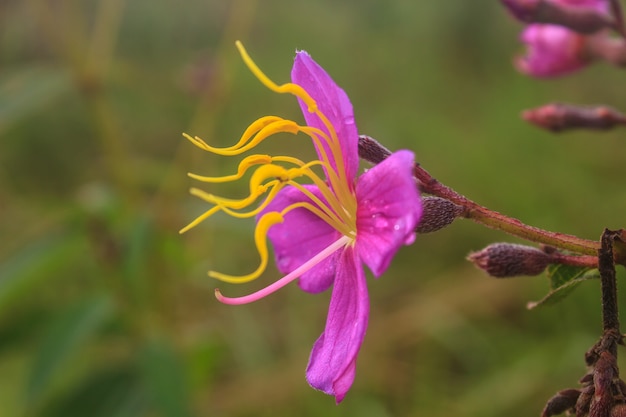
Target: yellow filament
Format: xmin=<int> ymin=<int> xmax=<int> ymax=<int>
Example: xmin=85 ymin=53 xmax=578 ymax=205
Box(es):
xmin=209 ymin=211 xmax=284 ymax=283
xmin=285 ymin=200 xmax=352 ymax=237
xmin=179 ymin=205 xmax=221 ymax=234
xmin=299 ymin=126 xmax=356 ymax=214
xmin=309 ymin=112 xmax=350 ymax=188
xmin=287 ymin=174 xmax=353 ymax=231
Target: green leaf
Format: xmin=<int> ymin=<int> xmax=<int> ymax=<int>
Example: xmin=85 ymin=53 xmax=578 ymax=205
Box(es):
xmin=25 ymin=295 xmax=115 ymax=404
xmin=139 ymin=340 xmax=193 ymax=417
xmin=527 ymin=265 xmax=599 ymax=309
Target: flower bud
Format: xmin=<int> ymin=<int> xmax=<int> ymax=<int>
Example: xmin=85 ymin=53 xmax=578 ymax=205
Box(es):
xmin=523 ymin=103 xmax=626 ymax=132
xmin=358 ymin=135 xmax=391 ymax=165
xmin=467 ymin=243 xmax=551 ymax=278
xmin=416 ymin=197 xmax=464 ymax=234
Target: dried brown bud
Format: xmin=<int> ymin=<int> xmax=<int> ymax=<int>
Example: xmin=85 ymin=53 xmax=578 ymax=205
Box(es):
xmin=577 ymin=385 xmax=593 ymax=416
xmin=541 ymin=389 xmax=581 ymax=417
xmin=591 ymin=351 xmax=618 ymax=416
xmin=523 ymin=103 xmax=626 ymax=132
xmin=467 ymin=243 xmax=550 ymax=278
xmin=416 ymin=197 xmax=464 ymax=234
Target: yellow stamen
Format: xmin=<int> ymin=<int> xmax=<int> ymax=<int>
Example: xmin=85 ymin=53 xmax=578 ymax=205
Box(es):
xmin=183 ymin=119 xmax=300 ymax=156
xmin=187 ymin=154 xmax=272 ymax=183
xmin=236 ymin=42 xmax=350 ymax=189
xmin=183 ymin=42 xmax=359 ymax=285
xmin=179 ymin=205 xmax=220 ymax=234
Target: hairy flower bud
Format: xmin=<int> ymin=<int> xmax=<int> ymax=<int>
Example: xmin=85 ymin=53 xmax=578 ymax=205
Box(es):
xmin=358 ymin=135 xmax=391 ymax=165
xmin=523 ymin=103 xmax=626 ymax=132
xmin=416 ymin=197 xmax=464 ymax=234
xmin=467 ymin=243 xmax=551 ymax=278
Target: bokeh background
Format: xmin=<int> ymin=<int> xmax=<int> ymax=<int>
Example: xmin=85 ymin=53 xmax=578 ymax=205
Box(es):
xmin=2 ymin=1 xmax=626 ymax=416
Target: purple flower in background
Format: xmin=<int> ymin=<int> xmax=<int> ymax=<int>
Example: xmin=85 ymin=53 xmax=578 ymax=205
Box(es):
xmin=503 ymin=0 xmax=614 ymax=77
xmin=516 ymin=24 xmax=591 ymax=76
xmin=181 ymin=42 xmax=422 ymax=403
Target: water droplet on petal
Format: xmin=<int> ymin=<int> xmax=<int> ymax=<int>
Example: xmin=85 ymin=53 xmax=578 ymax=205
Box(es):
xmin=374 ymin=217 xmax=388 ymax=229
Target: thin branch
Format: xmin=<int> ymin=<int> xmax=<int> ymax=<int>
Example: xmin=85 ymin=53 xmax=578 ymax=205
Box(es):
xmin=358 ymin=135 xmax=600 ymax=256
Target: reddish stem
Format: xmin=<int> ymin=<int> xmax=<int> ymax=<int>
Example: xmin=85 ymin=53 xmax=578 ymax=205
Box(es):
xmin=550 ymin=253 xmax=598 ymax=268
xmin=358 ymin=135 xmax=600 ymax=256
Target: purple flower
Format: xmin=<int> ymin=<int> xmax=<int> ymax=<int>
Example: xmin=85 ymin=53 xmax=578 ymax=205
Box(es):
xmin=516 ymin=24 xmax=591 ymax=77
xmin=504 ymin=0 xmax=612 ymax=77
xmin=180 ymin=43 xmax=422 ymax=403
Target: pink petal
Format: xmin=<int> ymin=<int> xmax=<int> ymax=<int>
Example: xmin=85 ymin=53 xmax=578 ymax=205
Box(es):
xmin=291 ymin=51 xmax=359 ymax=184
xmin=516 ymin=24 xmax=589 ymax=77
xmin=260 ymin=185 xmax=341 ymax=293
xmin=305 ymin=246 xmax=368 ymax=403
xmin=356 ymin=150 xmax=422 ymax=277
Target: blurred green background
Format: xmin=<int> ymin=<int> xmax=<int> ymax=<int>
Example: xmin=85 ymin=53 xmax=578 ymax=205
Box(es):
xmin=2 ymin=1 xmax=626 ymax=416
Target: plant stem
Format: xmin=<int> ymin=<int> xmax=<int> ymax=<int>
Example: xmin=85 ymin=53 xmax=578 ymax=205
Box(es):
xmin=599 ymin=229 xmax=620 ymax=336
xmin=551 ymin=253 xmax=598 ymax=268
xmin=358 ymin=135 xmax=599 ymax=256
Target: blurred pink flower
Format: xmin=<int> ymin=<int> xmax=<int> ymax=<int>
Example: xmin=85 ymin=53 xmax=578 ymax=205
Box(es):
xmin=503 ymin=0 xmax=614 ymax=77
xmin=516 ymin=24 xmax=590 ymax=76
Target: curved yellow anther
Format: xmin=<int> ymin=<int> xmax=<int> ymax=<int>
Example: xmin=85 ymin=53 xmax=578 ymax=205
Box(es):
xmin=236 ymin=41 xmax=318 ymax=114
xmin=189 ymin=186 xmax=269 ymax=211
xmin=188 ymin=154 xmax=273 ymax=183
xmin=183 ymin=116 xmax=286 ymax=154
xmin=209 ymin=211 xmax=284 ymax=283
xmin=215 ymin=181 xmax=284 ymax=219
xmin=185 ymin=120 xmax=300 ymax=156
xmin=248 ymin=163 xmax=309 ymax=192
